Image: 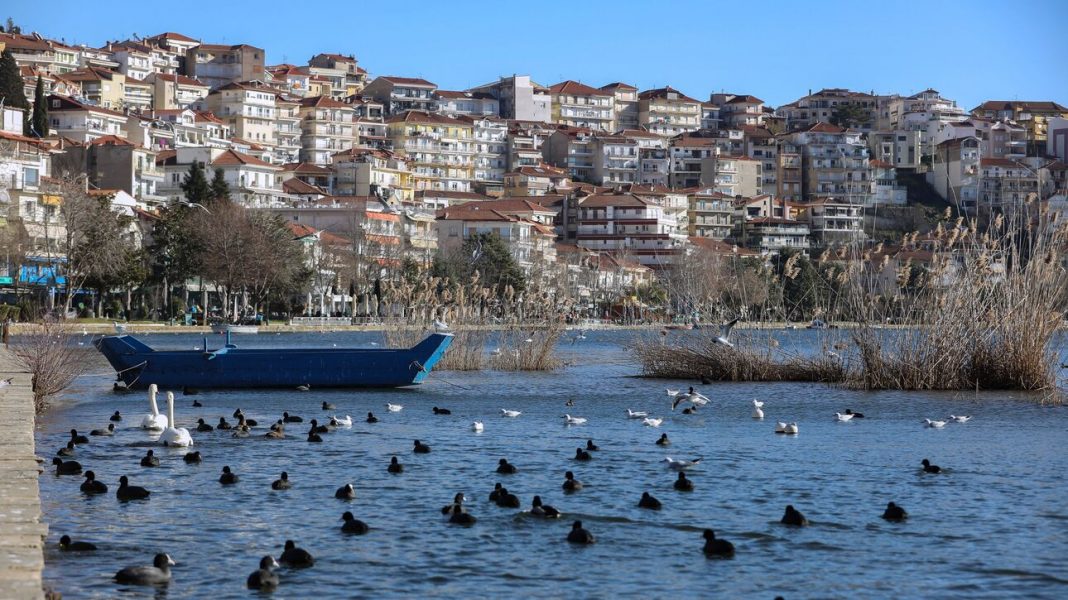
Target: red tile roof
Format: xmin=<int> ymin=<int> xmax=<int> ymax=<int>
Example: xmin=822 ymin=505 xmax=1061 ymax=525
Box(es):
xmin=299 ymin=96 xmax=351 ymax=109
xmin=285 ymin=222 xmax=319 ymax=237
xmin=211 ymin=149 xmax=276 ymax=168
xmin=638 ymin=86 xmax=699 ymax=104
xmin=980 ymin=157 xmax=1023 ymax=168
xmin=386 ymin=110 xmax=469 ymax=126
xmin=795 ymin=122 xmax=849 ymax=134
xmin=283 ymin=178 xmax=327 ymax=195
xmin=377 ymin=76 xmax=436 ymax=87
xmin=973 ymin=100 xmax=1068 ymax=113
xmin=150 ymin=73 xmax=207 ymax=87
xmin=87 ymin=134 xmax=137 ymax=147
xmin=146 ymin=32 xmax=199 ymax=44
xmin=580 ymin=192 xmax=650 ymax=208
xmin=549 ymin=80 xmax=612 ymax=97
xmin=281 ymin=162 xmax=332 ymax=174
xmin=600 ymin=82 xmax=638 ymax=92
xmin=726 ymin=94 xmax=764 ymax=104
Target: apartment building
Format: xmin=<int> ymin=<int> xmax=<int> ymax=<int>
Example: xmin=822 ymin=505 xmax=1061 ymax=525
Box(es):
xmin=331 ymin=148 xmax=413 ymax=200
xmin=506 ymin=120 xmax=555 ymax=171
xmin=687 ymin=190 xmax=734 ymax=239
xmin=783 ymin=122 xmax=873 ymax=206
xmin=798 ymin=198 xmax=864 ymax=245
xmin=717 ymin=94 xmax=765 ymax=128
xmin=201 ymin=81 xmax=278 ymax=150
xmin=503 ymin=164 xmax=570 ymax=197
xmin=148 ymin=73 xmax=208 ymax=109
xmin=972 ymin=100 xmax=1068 ymax=156
xmin=266 ymin=64 xmax=311 ymax=97
xmin=46 ymin=94 xmax=128 ymax=141
xmin=779 ymin=88 xmax=879 ymax=132
xmin=433 ymin=91 xmax=499 ymax=117
xmin=737 ymin=217 xmax=811 ymax=254
xmin=19 ymin=66 xmax=81 ymax=102
xmin=591 ymin=134 xmax=639 ymax=185
xmin=867 ymin=130 xmax=923 ymax=169
xmin=185 ymin=43 xmax=265 ymax=90
xmin=542 ymin=126 xmax=596 ymax=183
xmin=624 ymin=184 xmax=689 ymax=238
xmin=123 ymin=79 xmax=152 ymax=112
xmin=740 ymin=125 xmax=779 ymax=196
xmin=157 ymin=146 xmax=283 ymax=206
xmin=638 ymin=87 xmax=701 ymax=137
xmin=0 ymin=32 xmax=80 ymax=73
xmin=143 ymin=32 xmax=200 ymax=71
xmin=869 ymin=160 xmax=907 ymax=205
xmin=436 ymin=204 xmax=557 ymax=273
xmin=575 ymin=192 xmax=687 ymax=267
xmin=62 ymin=66 xmax=126 ymax=109
xmin=308 ymin=53 xmax=367 ymax=97
xmin=363 ymin=76 xmax=437 ymax=115
xmin=298 ymin=95 xmax=356 ymax=165
xmin=273 ymin=93 xmax=302 ymax=164
xmin=468 ymin=75 xmax=551 ymax=122
xmin=978 ymin=157 xmax=1040 ymax=213
xmin=929 ymin=136 xmax=981 ymax=212
xmin=386 ymin=110 xmax=474 ymax=192
xmin=549 ymin=80 xmax=615 ymax=132
xmin=52 ymin=134 xmax=165 ymax=205
xmin=601 ymin=82 xmax=638 ymax=131
xmin=776 ymin=142 xmax=802 ymax=202
xmin=462 ymin=116 xmax=509 ymax=195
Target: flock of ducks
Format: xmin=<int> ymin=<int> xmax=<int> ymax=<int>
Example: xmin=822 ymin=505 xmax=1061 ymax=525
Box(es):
xmin=49 ymin=378 xmax=973 ymax=591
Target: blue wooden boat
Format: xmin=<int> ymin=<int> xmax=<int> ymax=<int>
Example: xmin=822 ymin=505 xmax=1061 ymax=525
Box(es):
xmin=94 ymin=332 xmax=453 ymax=390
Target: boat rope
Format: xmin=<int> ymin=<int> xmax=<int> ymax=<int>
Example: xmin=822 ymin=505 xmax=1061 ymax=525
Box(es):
xmin=115 ymin=360 xmax=148 ymax=388
xmin=410 ymin=360 xmax=470 ymax=390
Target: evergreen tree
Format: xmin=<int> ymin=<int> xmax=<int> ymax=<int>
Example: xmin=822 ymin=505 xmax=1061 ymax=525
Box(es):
xmin=209 ymin=167 xmax=231 ymax=203
xmin=180 ymin=161 xmax=211 ymax=205
xmin=0 ymin=49 xmax=29 ymax=115
xmin=431 ymin=232 xmax=525 ymax=295
xmin=30 ymin=75 xmax=47 ymax=137
xmin=4 ymin=18 xmax=21 ymax=34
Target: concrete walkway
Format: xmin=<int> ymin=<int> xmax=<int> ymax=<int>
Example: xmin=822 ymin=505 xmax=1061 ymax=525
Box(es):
xmin=0 ymin=347 xmax=46 ymax=600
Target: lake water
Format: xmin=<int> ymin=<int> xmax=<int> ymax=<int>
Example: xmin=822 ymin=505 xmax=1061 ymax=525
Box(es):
xmin=37 ymin=330 xmax=1068 ymax=598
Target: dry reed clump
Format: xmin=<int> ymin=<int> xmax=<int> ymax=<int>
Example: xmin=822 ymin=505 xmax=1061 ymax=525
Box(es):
xmin=488 ymin=322 xmax=564 ymax=371
xmin=634 ymin=331 xmax=847 ymax=383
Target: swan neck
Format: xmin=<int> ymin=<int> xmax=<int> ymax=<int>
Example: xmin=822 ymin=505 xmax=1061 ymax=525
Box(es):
xmin=167 ymin=393 xmax=175 ymax=425
xmin=149 ymin=386 xmax=159 ymax=416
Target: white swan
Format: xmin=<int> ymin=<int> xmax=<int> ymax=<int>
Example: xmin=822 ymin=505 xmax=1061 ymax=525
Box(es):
xmin=775 ymin=421 xmax=787 ymax=433
xmin=387 ymin=403 xmax=403 ymax=413
xmin=140 ymin=384 xmax=168 ymax=431
xmin=663 ymin=457 xmax=702 ymax=471
xmin=471 ymin=421 xmax=484 ymax=432
xmin=161 ymin=392 xmax=193 ymax=447
xmin=564 ymin=414 xmax=587 ymax=425
xmin=332 ymin=415 xmax=352 ymax=427
xmin=626 ymin=409 xmax=648 ymax=419
xmin=949 ymin=415 xmax=972 ymax=423
xmin=752 ymin=400 xmax=764 ymax=419
xmin=500 ymin=409 xmax=522 ymax=418
xmin=835 ymin=412 xmax=854 ymax=422
xmin=643 ymin=417 xmax=663 ymax=427
xmin=924 ymin=418 xmax=946 ymax=429
xmin=784 ymin=422 xmax=799 ymax=434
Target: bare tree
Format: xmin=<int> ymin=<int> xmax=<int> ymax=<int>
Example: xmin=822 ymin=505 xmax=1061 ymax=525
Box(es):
xmin=10 ymin=318 xmax=91 ymax=412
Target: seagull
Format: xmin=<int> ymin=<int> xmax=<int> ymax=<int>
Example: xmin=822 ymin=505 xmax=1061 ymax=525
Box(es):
xmin=387 ymin=403 xmax=403 ymax=413
xmin=827 ymin=350 xmax=842 ymax=359
xmin=471 ymin=421 xmax=484 ymax=432
xmin=296 ymin=384 xmax=310 ymax=392
xmin=643 ymin=417 xmax=663 ymax=427
xmin=433 ymin=319 xmax=450 ymax=332
xmin=626 ymin=409 xmax=648 ymax=419
xmin=949 ymin=415 xmax=972 ymax=423
xmin=835 ymin=412 xmax=854 ymax=422
xmin=490 ymin=347 xmax=502 ymax=356
xmin=924 ymin=418 xmax=946 ymax=429
xmin=500 ymin=409 xmax=522 ymax=418
xmin=662 ymin=457 xmax=702 ymax=471
xmin=670 ymin=387 xmax=710 ymax=411
xmin=524 ymin=338 xmax=533 ymax=344
xmin=713 ymin=318 xmax=739 ymax=347
xmin=564 ymin=414 xmax=587 ymax=425
xmin=752 ymin=400 xmax=764 ymax=419
xmin=0 ymin=378 xmax=12 ymax=388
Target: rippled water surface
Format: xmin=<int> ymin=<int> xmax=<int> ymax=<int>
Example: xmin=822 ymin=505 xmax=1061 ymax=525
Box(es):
xmin=38 ymin=330 xmax=1068 ymax=598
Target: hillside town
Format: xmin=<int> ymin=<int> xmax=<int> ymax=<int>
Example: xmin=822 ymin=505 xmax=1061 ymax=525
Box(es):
xmin=1 ymin=21 xmax=1066 ymax=322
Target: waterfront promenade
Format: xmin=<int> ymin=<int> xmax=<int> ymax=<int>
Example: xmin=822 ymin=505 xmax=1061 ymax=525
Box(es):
xmin=0 ymin=347 xmax=46 ymax=600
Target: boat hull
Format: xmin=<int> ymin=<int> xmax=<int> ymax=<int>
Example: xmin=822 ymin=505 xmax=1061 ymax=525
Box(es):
xmin=211 ymin=324 xmax=259 ymax=334
xmin=94 ymin=333 xmax=453 ymax=389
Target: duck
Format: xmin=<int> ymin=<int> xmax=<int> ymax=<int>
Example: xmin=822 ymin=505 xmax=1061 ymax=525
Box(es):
xmin=674 ymin=472 xmax=694 ymax=492
xmin=921 ymin=459 xmax=942 ymax=474
xmin=69 ymin=429 xmax=89 ymax=445
xmin=752 ymin=400 xmax=764 ymax=419
xmin=574 ymin=447 xmax=592 ymax=461
xmin=432 ymin=406 xmax=451 ymax=415
xmin=835 ymin=412 xmax=854 ymax=422
xmin=57 ymin=442 xmax=76 ymax=457
xmin=335 ymin=483 xmax=356 ymax=500
xmin=530 ymin=495 xmax=561 ymax=518
xmin=496 ymin=458 xmax=517 ymax=474
xmin=216 ymin=417 xmax=232 ymax=430
xmin=195 ymin=419 xmax=213 ymax=432
xmin=183 ymin=451 xmax=202 ymax=464
xmin=278 ymin=540 xmax=314 ymax=568
xmin=845 ymin=409 xmax=864 ymax=418
xmin=246 ymin=556 xmax=280 ymax=590
xmin=495 ymin=488 xmax=520 ymax=508
xmin=500 ymin=409 xmax=522 ymax=418
xmin=140 ymin=384 xmax=168 ymax=431
xmin=219 ymin=466 xmax=238 ymax=485
xmin=565 ymin=399 xmax=575 ymax=407
xmin=471 ymin=420 xmax=484 ymax=432
xmin=272 ymin=472 xmax=292 ymax=490
xmin=282 ymin=412 xmax=303 ymax=423
xmin=140 ymin=450 xmax=160 ymax=467
xmin=233 ymin=409 xmax=257 ymax=427
xmin=322 ymin=401 xmax=336 ymax=411
xmin=90 ymin=423 xmax=116 ymax=436
xmin=109 ymin=411 xmax=122 ymax=422
xmin=114 ymin=553 xmax=174 ymax=586
xmin=80 ymin=471 xmax=107 ymax=494
xmin=307 ymin=429 xmax=322 ymax=443
xmin=924 ymin=418 xmax=947 ymax=429
xmin=365 ymin=412 xmax=378 ymax=423
xmin=949 ymin=415 xmax=972 ymax=423
xmin=488 ymin=483 xmax=505 ymax=502
xmin=116 ymin=475 xmax=150 ymax=501
xmin=413 ymin=440 xmax=431 ymax=454
xmin=331 ymin=415 xmax=352 ymax=427
xmin=443 ymin=493 xmax=477 ymax=525
xmin=191 ymin=400 xmax=203 ymax=408
xmin=161 ymin=392 xmax=193 ymax=447
xmin=53 ymin=457 xmax=82 ymax=475
xmin=626 ymin=409 xmax=648 ymax=419
xmin=232 ymin=424 xmax=251 ymax=438
xmin=882 ymin=501 xmax=908 ymax=522
xmin=781 ymin=504 xmax=809 ymax=526
xmin=567 ymin=520 xmax=595 ymax=544
xmin=309 ymin=419 xmax=329 ymax=434
xmin=341 ymin=511 xmax=369 ymax=534
xmin=563 ymin=471 xmax=583 ymax=492
xmin=443 ymin=492 xmax=468 ymax=515
xmin=663 ymin=457 xmax=702 ymax=471
xmin=58 ymin=535 xmax=97 ymax=552
xmin=388 ymin=456 xmax=404 ymax=474
xmin=265 ymin=424 xmax=285 ymax=439
xmin=656 ymin=433 xmax=670 ymax=446
xmin=643 ymin=417 xmax=663 ymax=427
xmin=638 ymin=491 xmax=662 ymax=510
xmin=585 ymin=439 xmax=599 ymax=452
xmin=702 ymin=529 xmax=735 ymax=558
xmin=387 ymin=403 xmax=403 ymax=413
xmin=296 ymin=384 xmax=311 ymax=392
xmin=564 ymin=414 xmax=587 ymax=425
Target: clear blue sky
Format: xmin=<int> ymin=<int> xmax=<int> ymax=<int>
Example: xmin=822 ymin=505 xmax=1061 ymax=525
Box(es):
xmin=6 ymin=0 xmax=1067 ymax=109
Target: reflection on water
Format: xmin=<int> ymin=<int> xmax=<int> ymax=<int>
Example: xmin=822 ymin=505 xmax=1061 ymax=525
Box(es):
xmin=38 ymin=330 xmax=1068 ymax=598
